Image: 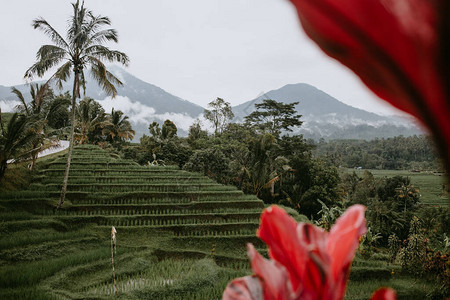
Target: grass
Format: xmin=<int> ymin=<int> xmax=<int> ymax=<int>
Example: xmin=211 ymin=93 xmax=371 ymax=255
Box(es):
xmin=346 ymin=276 xmax=443 ymax=300
xmin=346 ymin=168 xmax=449 ymax=206
xmin=1 ymin=145 xmax=446 ymax=299
xmin=0 ymin=145 xmax=266 ymax=299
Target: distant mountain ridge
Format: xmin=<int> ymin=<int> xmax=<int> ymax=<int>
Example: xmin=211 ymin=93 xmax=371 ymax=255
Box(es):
xmin=0 ymin=67 xmax=422 ymax=140
xmin=233 ymin=83 xmax=422 ymax=140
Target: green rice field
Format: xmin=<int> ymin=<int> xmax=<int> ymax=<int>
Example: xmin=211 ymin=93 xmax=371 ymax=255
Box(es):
xmin=0 ymin=146 xmax=446 ymax=299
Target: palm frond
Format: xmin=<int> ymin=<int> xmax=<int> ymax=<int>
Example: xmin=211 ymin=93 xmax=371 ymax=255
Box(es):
xmin=32 ymin=18 xmax=69 ymax=49
xmin=24 ymin=45 xmax=67 ymax=79
xmin=84 ymin=45 xmax=129 ymax=65
xmin=85 ymin=13 xmax=111 ymax=35
xmin=44 ymin=96 xmax=70 ymax=122
xmin=30 ymin=84 xmax=37 ymax=103
xmin=2 ymin=113 xmax=37 ymax=159
xmin=68 ymin=0 xmax=88 ymax=50
xmin=88 ymin=58 xmax=122 ymax=97
xmin=31 ymin=83 xmax=53 ymax=111
xmin=87 ymin=29 xmax=118 ymax=45
xmin=11 ymin=87 xmax=29 ymax=115
xmin=48 ymin=61 xmax=73 ymax=91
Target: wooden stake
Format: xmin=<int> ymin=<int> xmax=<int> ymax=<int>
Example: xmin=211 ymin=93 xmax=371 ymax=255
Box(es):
xmin=111 ymin=226 xmax=117 ymax=296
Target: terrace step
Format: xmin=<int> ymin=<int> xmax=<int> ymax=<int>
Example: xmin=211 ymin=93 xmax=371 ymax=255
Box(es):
xmin=45 ymin=204 xmax=263 ymax=216
xmin=56 ymin=200 xmax=264 ymax=213
xmin=30 ymin=183 xmax=233 ymax=193
xmin=0 ymin=191 xmax=249 ymax=202
xmin=97 ymin=223 xmax=259 ymax=236
xmin=39 ymin=169 xmax=185 ymax=176
xmin=49 ymin=191 xmax=246 ymax=202
xmin=6 ymin=145 xmax=265 ymax=248
xmin=40 ymin=176 xmax=210 ymax=184
xmin=56 ymin=212 xmax=260 ymax=223
xmin=46 ymin=162 xmax=139 ymax=169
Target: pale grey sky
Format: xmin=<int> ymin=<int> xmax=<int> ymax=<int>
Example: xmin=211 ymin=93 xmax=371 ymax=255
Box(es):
xmin=0 ymin=0 xmax=401 ymax=115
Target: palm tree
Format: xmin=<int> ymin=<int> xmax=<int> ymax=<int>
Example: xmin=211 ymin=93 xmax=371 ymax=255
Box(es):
xmin=103 ymin=108 xmax=135 ymax=143
xmin=12 ymin=84 xmax=65 ymax=170
xmin=25 ymin=0 xmax=129 ymax=208
xmin=248 ymin=133 xmax=277 ymax=195
xmin=0 ymin=111 xmax=38 ymax=183
xmin=75 ymin=98 xmax=109 ymax=144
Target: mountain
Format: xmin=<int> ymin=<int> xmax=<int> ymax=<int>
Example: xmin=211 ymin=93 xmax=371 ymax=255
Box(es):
xmin=0 ymin=70 xmax=423 ymax=141
xmin=0 ymin=67 xmax=204 ymax=139
xmin=233 ymin=83 xmax=422 ymax=140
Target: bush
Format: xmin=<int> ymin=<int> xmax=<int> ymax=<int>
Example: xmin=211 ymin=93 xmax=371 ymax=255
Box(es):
xmin=423 ymin=250 xmax=450 ymax=288
xmin=183 ymin=148 xmax=230 ymax=183
xmin=349 ymin=267 xmax=392 ymax=281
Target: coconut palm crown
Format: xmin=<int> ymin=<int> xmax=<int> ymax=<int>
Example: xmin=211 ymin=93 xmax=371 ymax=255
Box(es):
xmin=24 ymin=0 xmax=129 ymax=208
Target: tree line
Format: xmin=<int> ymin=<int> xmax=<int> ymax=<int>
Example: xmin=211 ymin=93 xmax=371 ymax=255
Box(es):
xmin=0 ymin=87 xmax=134 ymax=183
xmin=313 ymin=136 xmax=441 ymax=171
xmin=122 ymin=97 xmax=340 ymax=218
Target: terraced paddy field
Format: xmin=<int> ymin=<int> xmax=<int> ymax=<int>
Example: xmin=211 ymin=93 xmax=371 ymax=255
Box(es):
xmin=0 ymin=146 xmax=445 ymax=299
xmin=0 ymin=145 xmax=264 ymax=299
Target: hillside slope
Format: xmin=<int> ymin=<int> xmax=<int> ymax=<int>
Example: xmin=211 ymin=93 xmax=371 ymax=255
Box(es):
xmin=233 ymin=83 xmax=422 ymax=140
xmin=0 ymin=145 xmax=264 ymax=299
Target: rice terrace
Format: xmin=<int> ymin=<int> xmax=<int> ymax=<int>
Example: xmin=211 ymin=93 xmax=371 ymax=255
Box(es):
xmin=0 ymin=145 xmax=265 ymax=299
xmin=1 ymin=0 xmax=450 ymax=299
xmin=0 ymin=143 xmax=448 ymax=299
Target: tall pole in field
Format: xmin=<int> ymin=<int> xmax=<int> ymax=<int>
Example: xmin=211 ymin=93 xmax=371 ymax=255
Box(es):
xmin=111 ymin=226 xmax=117 ymax=296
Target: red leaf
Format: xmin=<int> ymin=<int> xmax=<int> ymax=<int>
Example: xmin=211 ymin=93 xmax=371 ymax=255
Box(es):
xmin=371 ymin=287 xmax=397 ymax=300
xmin=289 ymin=0 xmax=450 ymax=170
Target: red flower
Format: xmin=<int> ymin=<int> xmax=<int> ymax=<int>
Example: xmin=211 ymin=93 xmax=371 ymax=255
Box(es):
xmin=288 ymin=0 xmax=450 ymax=171
xmin=223 ymin=205 xmax=396 ymax=300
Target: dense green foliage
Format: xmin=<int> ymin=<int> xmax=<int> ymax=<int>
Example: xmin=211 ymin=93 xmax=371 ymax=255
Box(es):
xmin=74 ymin=98 xmax=135 ymax=145
xmin=244 ymin=99 xmax=302 ymax=137
xmin=314 ymin=136 xmax=441 ymax=170
xmin=0 ymin=145 xmax=265 ymax=299
xmin=0 ymin=113 xmax=37 ymax=181
xmin=135 ymin=99 xmax=341 ymax=218
xmin=0 ymin=145 xmax=448 ymax=299
xmin=1 ymin=1 xmax=448 ymax=297
xmin=0 ymin=94 xmax=134 ymax=185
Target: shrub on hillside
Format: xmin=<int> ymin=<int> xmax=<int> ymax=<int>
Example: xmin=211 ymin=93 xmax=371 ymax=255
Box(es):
xmin=183 ymin=148 xmax=230 ymax=183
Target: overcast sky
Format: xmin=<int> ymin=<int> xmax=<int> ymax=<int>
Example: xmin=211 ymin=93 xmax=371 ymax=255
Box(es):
xmin=0 ymin=0 xmax=402 ymax=115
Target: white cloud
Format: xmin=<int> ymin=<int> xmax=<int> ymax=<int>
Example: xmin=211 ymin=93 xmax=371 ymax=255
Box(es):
xmin=0 ymin=100 xmax=20 ymax=112
xmin=96 ymin=96 xmax=201 ymax=131
xmin=0 ymin=0 xmax=402 ymax=117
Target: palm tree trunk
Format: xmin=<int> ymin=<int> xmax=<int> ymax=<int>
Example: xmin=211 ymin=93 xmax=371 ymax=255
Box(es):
xmin=30 ymin=154 xmax=37 ymax=171
xmin=58 ymin=73 xmax=78 ymax=209
xmin=30 ymin=141 xmax=39 ymax=171
xmin=0 ymin=159 xmax=7 ymax=183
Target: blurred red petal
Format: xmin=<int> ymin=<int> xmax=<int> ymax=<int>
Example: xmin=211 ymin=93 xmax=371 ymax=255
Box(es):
xmin=296 ymin=223 xmax=330 ymax=297
xmin=327 ymin=205 xmax=367 ymax=296
xmin=289 ymin=0 xmax=450 ymax=170
xmin=222 ymin=275 xmax=263 ymax=300
xmin=247 ymin=243 xmax=295 ymax=299
xmin=257 ymin=205 xmax=306 ymax=291
xmin=370 ymin=287 xmax=397 ymax=300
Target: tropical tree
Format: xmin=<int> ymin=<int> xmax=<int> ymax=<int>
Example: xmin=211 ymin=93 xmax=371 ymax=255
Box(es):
xmin=0 ymin=111 xmax=37 ymax=182
xmin=247 ymin=133 xmax=278 ymax=195
xmin=148 ymin=120 xmax=177 ymax=143
xmin=12 ymin=84 xmax=68 ymax=170
xmin=244 ymin=99 xmax=302 ymax=137
xmin=75 ymin=98 xmax=109 ymax=144
xmin=103 ymin=108 xmax=135 ymax=143
xmin=24 ymin=0 xmax=129 ymax=208
xmin=187 ymin=119 xmax=208 ymax=149
xmin=204 ymin=98 xmax=234 ymax=135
